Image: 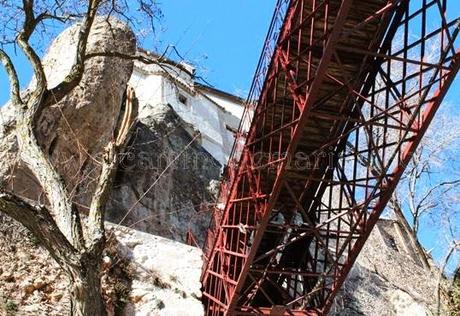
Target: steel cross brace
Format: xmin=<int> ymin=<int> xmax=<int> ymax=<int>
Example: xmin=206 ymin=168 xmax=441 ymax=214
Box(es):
xmin=226 ymin=0 xmax=356 ymax=313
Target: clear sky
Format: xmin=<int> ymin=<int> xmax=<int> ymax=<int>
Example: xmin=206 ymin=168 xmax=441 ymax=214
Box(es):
xmin=149 ymin=1 xmax=277 ymax=97
xmin=0 ymin=1 xmax=277 ymax=105
xmin=0 ymin=1 xmax=459 ymax=270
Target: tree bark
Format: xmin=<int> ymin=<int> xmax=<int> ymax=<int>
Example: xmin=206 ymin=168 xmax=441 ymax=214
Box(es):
xmin=0 ymin=190 xmax=78 ymax=269
xmin=16 ymin=122 xmax=83 ymax=248
xmin=0 ymin=1 xmax=140 ymax=314
xmin=69 ymin=252 xmax=106 ymax=316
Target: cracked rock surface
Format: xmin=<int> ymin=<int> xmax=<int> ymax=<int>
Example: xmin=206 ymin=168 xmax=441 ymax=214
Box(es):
xmin=1 ymin=17 xmax=136 ymax=210
xmin=106 ymin=102 xmax=220 ymax=243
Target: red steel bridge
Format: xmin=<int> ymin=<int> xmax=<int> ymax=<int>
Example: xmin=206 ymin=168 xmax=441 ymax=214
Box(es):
xmin=199 ymin=0 xmax=460 ymax=314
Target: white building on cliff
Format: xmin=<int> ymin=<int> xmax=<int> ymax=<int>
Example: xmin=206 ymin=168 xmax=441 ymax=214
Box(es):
xmin=129 ymin=50 xmax=244 ymax=166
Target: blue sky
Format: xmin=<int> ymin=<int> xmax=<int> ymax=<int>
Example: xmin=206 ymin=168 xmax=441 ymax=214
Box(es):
xmin=149 ymin=1 xmax=277 ymax=97
xmin=0 ymin=1 xmax=277 ymax=105
xmin=0 ymin=1 xmax=459 ymax=269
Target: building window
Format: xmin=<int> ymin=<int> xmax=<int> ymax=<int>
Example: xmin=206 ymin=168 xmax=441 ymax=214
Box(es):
xmin=178 ymin=93 xmax=188 ymax=105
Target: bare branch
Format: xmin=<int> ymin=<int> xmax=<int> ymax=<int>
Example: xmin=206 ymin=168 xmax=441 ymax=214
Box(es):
xmin=0 ymin=190 xmax=79 ymax=269
xmin=11 ymin=1 xmax=81 ymax=246
xmin=87 ymin=86 xmax=137 ymax=247
xmin=47 ymin=0 xmax=101 ymax=103
xmin=0 ymin=48 xmax=22 ymax=105
xmin=16 ymin=121 xmax=85 ymax=249
xmin=86 ymin=50 xmax=157 ymax=63
xmin=13 ymin=3 xmax=84 ymax=246
xmin=22 ymin=0 xmax=35 ymax=40
xmin=17 ymin=0 xmax=47 ymax=103
xmin=416 ymin=179 xmax=460 ymax=215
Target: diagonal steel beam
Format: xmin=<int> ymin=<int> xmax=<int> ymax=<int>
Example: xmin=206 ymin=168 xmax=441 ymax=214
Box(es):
xmin=227 ymin=1 xmax=356 ymax=312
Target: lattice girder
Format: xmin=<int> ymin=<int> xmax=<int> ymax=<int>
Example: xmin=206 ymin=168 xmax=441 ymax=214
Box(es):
xmin=201 ymin=0 xmax=460 ymax=315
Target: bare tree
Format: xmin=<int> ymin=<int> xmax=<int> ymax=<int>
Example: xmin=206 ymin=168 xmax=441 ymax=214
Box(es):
xmin=345 ymin=106 xmax=460 ymax=271
xmin=388 ymin=106 xmax=460 ymax=270
xmin=344 ymin=31 xmax=460 ymax=271
xmin=0 ymin=1 xmax=160 ymax=315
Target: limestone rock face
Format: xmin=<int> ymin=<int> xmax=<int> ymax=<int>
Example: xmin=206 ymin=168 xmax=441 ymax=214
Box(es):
xmin=106 ymin=102 xmax=220 ymax=243
xmin=331 ymin=219 xmax=441 ymax=316
xmin=2 ymin=17 xmax=136 ymax=208
xmin=110 ymin=224 xmax=204 ymax=316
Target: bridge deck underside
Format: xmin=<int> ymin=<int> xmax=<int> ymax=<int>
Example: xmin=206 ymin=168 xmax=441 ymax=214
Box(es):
xmin=202 ymin=0 xmax=460 ymax=315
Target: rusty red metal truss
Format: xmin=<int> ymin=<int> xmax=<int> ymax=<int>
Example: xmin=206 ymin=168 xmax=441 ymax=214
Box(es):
xmin=198 ymin=0 xmax=460 ymax=314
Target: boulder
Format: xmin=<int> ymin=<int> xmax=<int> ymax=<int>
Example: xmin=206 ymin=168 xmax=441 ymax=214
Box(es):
xmin=106 ymin=102 xmax=220 ymax=243
xmin=1 ymin=17 xmax=136 ymax=210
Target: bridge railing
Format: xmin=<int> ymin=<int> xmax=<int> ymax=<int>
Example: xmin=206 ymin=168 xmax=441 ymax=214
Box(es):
xmin=200 ymin=0 xmax=291 ymax=266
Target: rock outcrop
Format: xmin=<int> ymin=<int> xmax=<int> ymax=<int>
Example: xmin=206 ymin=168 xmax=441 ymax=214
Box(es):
xmin=331 ymin=219 xmax=442 ymax=315
xmin=1 ymin=17 xmax=136 ymax=211
xmin=109 ymin=224 xmax=204 ymax=315
xmin=0 ymin=17 xmax=219 ymax=315
xmin=106 ymin=102 xmax=220 ymax=243
xmin=0 ymin=214 xmax=205 ymax=316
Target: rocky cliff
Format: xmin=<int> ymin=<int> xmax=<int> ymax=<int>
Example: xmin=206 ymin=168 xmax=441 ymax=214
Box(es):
xmin=331 ymin=219 xmax=442 ymax=315
xmin=0 ymin=17 xmax=218 ymax=316
xmin=105 ymin=101 xmax=220 ymax=243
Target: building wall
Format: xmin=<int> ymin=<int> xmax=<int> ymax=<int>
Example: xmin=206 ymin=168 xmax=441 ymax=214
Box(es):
xmin=129 ymin=59 xmax=243 ymax=166
xmin=202 ymin=92 xmax=244 ymax=119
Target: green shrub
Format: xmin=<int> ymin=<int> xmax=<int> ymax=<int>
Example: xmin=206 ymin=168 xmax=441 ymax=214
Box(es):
xmin=5 ymin=300 xmax=18 ymax=313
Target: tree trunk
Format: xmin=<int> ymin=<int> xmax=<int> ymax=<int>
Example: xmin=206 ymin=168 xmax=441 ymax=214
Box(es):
xmin=68 ymin=253 xmax=106 ymax=316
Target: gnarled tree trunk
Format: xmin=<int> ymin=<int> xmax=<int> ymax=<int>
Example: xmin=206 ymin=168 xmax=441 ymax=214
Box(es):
xmin=69 ymin=251 xmax=106 ymax=316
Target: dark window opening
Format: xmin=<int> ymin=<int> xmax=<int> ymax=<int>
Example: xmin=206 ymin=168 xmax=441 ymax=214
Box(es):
xmin=387 ymin=235 xmax=399 ymax=252
xmin=178 ymin=93 xmax=188 ymax=105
